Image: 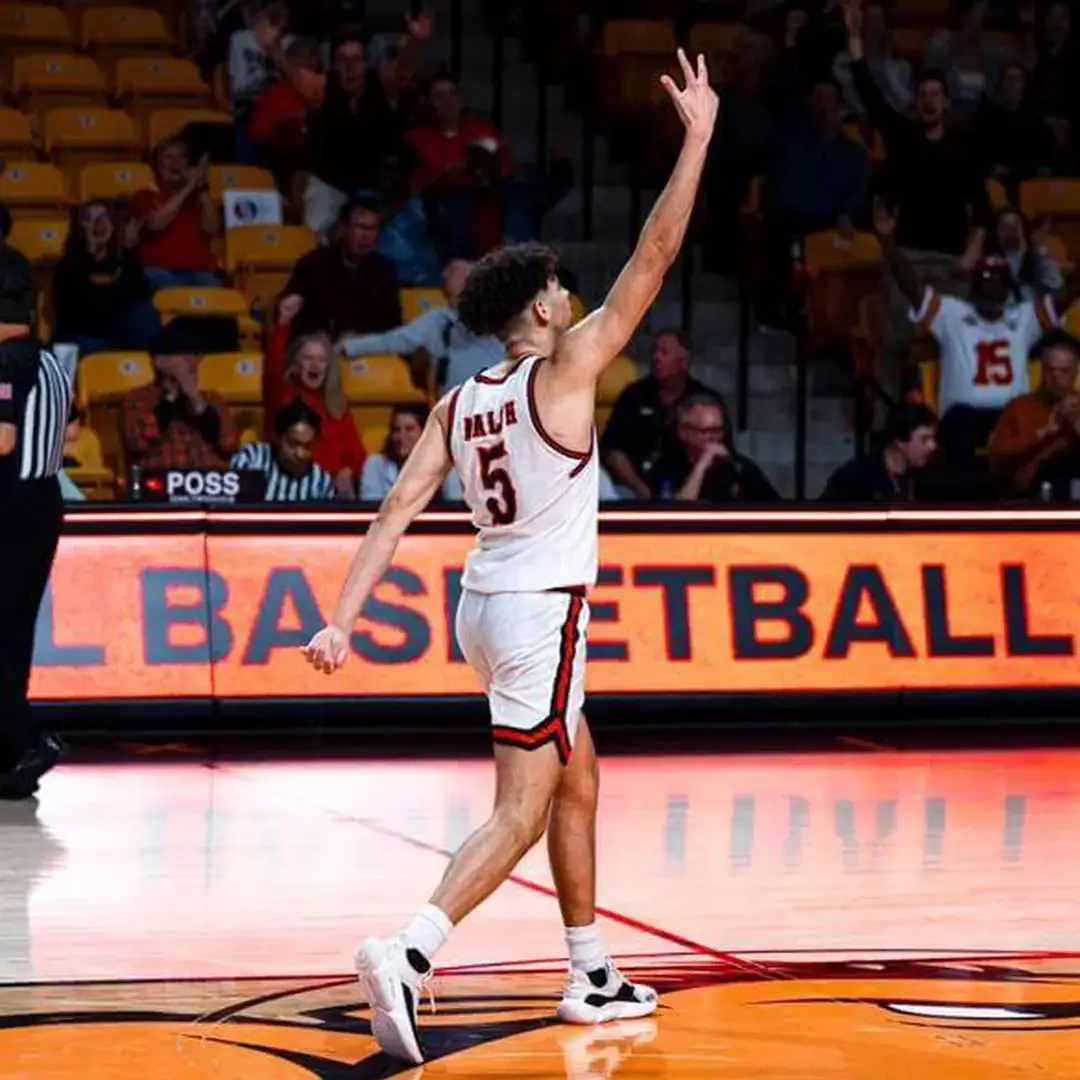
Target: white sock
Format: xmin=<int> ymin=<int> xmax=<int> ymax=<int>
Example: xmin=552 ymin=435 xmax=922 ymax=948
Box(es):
xmin=402 ymin=903 xmax=453 ymax=964
xmin=565 ymin=922 xmax=608 ymax=973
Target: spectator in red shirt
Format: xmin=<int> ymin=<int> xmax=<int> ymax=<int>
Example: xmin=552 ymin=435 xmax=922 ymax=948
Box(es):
xmin=280 ymin=196 xmax=402 ymax=339
xmin=249 ymin=35 xmax=326 ymax=186
xmin=406 ymin=72 xmax=512 ymax=193
xmin=130 ymin=139 xmax=220 ymax=291
xmin=264 ymin=300 xmax=366 ymax=498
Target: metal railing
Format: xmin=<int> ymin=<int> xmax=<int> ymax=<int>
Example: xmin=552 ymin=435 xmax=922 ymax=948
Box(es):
xmin=481 ymin=13 xmax=705 ymax=354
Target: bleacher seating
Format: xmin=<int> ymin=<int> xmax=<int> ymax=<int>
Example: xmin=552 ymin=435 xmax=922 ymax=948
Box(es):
xmin=0 ymin=162 xmax=70 ymax=218
xmin=199 ymin=351 xmax=264 ymax=433
xmin=342 ymin=355 xmax=427 ymax=434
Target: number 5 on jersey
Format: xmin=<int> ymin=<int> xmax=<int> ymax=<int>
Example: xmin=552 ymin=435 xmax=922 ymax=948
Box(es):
xmin=477 ymin=440 xmax=517 ymax=525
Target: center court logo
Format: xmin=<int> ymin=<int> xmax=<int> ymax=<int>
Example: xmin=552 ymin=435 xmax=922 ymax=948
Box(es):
xmin=0 ymin=956 xmax=1074 ymax=1079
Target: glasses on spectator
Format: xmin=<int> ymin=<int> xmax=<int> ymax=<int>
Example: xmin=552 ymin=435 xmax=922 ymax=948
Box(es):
xmin=681 ymin=423 xmax=723 ymax=436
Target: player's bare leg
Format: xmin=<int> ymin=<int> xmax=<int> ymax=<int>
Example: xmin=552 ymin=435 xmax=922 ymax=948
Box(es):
xmin=547 ymin=715 xmax=599 ymax=928
xmin=547 ymin=715 xmax=658 ymax=1024
xmin=354 ymin=742 xmax=564 ymax=1063
xmin=430 ymin=740 xmax=563 ymax=920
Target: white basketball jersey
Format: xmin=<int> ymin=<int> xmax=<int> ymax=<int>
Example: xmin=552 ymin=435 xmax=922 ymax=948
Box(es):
xmin=448 ymin=355 xmax=599 ymax=593
xmin=912 ymin=288 xmax=1057 ymax=415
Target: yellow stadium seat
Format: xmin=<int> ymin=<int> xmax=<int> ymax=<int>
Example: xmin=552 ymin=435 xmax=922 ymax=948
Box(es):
xmin=805 ymin=229 xmax=882 ymax=274
xmin=35 ymin=276 xmax=55 ymax=341
xmin=804 ymin=229 xmax=883 ymax=348
xmin=198 ymin=352 xmax=263 ymax=403
xmin=42 ymin=106 xmax=139 ymax=161
xmin=1020 ymin=178 xmax=1080 ymax=265
xmin=1019 ymin=178 xmax=1080 ymax=218
xmin=342 ymin=355 xmax=426 ymax=404
xmin=891 ymin=27 xmax=929 ymax=60
xmin=153 ymin=286 xmax=250 ymax=319
xmin=1064 ymin=299 xmax=1080 ymax=337
xmin=77 ymin=350 xmax=154 ymax=404
xmin=153 ymin=286 xmax=260 ymax=340
xmin=362 ymin=424 xmax=388 ymax=456
xmin=209 ymin=164 xmax=276 ymax=203
xmin=597 ymin=354 xmax=639 ymax=405
xmin=8 ymin=217 xmax=69 ymax=264
xmin=1043 ymin=233 xmax=1075 ymax=276
xmin=569 ymin=294 xmax=586 ymax=325
xmin=842 ymin=123 xmax=885 ymax=166
xmin=0 ymin=162 xmax=70 ymax=217
xmin=65 ymin=424 xmax=115 ymax=499
xmin=919 ymin=359 xmax=939 ymax=414
xmin=600 ymin=19 xmax=676 ymax=55
xmin=0 ymin=5 xmax=74 ymax=47
xmin=78 ymin=160 xmax=154 ymax=201
xmin=114 ymin=55 xmax=207 ymax=97
xmin=81 ymin=6 xmax=172 ymax=50
xmin=400 ymin=287 xmax=447 ymax=324
xmin=144 ymin=107 xmax=230 ymax=151
xmin=0 ymin=108 xmax=36 ymax=161
xmin=239 ymin=427 xmax=261 ymax=447
xmin=212 ymin=62 xmax=228 ymax=110
xmin=226 ymin=225 xmax=317 ymax=272
xmin=67 ymin=422 xmax=106 ymax=468
xmin=596 ymin=405 xmax=612 ymax=435
xmin=11 ymin=53 xmax=107 ymax=100
xmin=986 ymin=177 xmax=1007 ymax=212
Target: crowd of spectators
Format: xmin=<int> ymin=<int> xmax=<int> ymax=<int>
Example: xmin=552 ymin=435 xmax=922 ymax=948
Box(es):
xmin=701 ymin=0 xmax=1080 ymax=501
xmin=11 ymin=0 xmax=1080 ymax=506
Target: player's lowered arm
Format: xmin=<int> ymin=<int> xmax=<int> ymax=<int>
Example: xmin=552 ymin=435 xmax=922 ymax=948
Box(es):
xmin=559 ymin=50 xmax=718 ymax=375
xmin=329 ymin=403 xmax=452 ymax=633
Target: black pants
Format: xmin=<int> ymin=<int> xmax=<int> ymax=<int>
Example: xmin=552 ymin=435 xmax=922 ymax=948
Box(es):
xmin=0 ymin=476 xmax=62 ymax=770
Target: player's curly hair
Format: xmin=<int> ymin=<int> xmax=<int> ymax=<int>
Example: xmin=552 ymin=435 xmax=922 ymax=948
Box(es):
xmin=457 ymin=242 xmax=560 ymax=340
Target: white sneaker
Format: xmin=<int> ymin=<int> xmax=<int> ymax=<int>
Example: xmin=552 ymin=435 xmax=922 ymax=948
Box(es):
xmin=355 ymin=935 xmax=432 ymax=1064
xmin=556 ymin=961 xmax=659 ymax=1024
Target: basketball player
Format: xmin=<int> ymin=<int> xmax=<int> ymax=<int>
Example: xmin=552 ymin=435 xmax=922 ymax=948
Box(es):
xmin=301 ymin=48 xmax=718 ymax=1064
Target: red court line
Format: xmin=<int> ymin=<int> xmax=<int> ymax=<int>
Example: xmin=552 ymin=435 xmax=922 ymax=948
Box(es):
xmin=329 ymin=809 xmax=741 ymax=964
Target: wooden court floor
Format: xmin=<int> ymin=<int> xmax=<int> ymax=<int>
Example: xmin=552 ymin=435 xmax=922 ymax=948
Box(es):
xmin=1 ymin=748 xmax=1078 ymax=1077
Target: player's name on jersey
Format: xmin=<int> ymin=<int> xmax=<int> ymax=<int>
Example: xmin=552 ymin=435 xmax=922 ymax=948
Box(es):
xmin=462 ymin=399 xmax=519 ymax=441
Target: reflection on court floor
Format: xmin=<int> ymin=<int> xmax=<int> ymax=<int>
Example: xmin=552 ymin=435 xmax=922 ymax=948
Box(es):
xmin=1 ymin=749 xmax=1078 ymax=1077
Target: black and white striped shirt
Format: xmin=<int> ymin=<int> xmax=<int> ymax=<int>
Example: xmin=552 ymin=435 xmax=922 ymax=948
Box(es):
xmin=231 ymin=441 xmax=336 ymax=502
xmin=0 ymin=338 xmax=74 ymax=485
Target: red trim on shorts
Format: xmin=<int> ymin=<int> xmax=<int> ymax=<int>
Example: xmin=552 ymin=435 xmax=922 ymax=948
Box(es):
xmin=445 ymin=385 xmax=462 ymax=463
xmin=491 ymin=592 xmax=584 ymax=766
xmin=492 ymin=716 xmax=571 ymax=764
xmin=525 ymin=358 xmax=592 ymax=463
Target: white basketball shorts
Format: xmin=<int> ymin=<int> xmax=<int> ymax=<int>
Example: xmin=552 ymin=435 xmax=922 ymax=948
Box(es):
xmin=455 ymin=587 xmax=589 ymax=765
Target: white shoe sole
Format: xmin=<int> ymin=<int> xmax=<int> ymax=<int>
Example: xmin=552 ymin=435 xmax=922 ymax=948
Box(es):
xmin=355 ymin=937 xmax=424 ymax=1064
xmin=556 ymin=994 xmax=659 ymax=1025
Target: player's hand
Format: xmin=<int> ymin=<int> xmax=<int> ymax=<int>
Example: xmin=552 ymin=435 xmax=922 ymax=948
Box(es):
xmin=301 ymin=625 xmax=350 ymax=674
xmin=659 ymin=49 xmax=718 ymax=144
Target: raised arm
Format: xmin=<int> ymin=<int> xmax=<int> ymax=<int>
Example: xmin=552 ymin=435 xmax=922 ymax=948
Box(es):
xmin=339 ymin=309 xmax=448 ymax=358
xmin=301 ymin=397 xmax=454 ymax=673
xmin=553 ymin=49 xmax=718 ymax=385
xmin=873 ymin=198 xmax=926 ymax=310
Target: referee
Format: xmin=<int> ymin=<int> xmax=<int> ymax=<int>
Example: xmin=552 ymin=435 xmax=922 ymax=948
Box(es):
xmin=0 ymin=259 xmax=71 ymax=800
